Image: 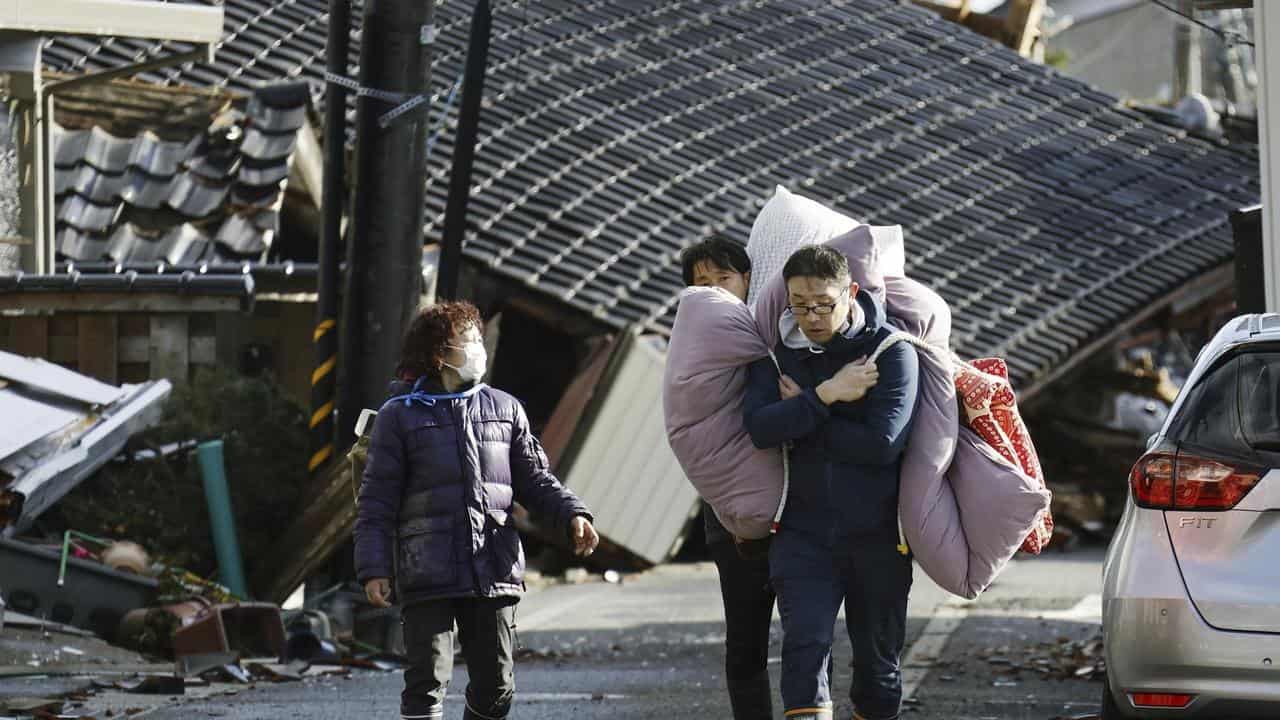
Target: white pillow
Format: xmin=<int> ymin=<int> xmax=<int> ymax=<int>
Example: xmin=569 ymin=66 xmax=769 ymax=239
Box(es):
xmin=869 ymin=225 xmax=906 ymax=278
xmin=746 ymin=186 xmax=861 ymax=306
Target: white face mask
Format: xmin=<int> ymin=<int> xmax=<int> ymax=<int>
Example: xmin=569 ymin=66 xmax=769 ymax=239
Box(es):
xmin=444 ymin=341 xmax=487 ymax=383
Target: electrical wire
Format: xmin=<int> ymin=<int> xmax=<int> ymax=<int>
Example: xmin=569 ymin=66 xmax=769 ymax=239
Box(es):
xmin=1148 ymin=0 xmax=1255 ymax=48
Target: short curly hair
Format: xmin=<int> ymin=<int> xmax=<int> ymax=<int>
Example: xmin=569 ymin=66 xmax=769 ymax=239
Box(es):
xmin=397 ymin=301 xmax=483 ymax=380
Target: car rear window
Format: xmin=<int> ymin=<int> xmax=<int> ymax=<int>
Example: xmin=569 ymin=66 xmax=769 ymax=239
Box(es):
xmin=1168 ymin=350 xmax=1280 ymax=455
xmin=1238 ymin=352 xmax=1280 ymax=449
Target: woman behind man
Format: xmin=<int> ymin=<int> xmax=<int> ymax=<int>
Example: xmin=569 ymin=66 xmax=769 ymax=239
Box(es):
xmin=354 ymin=301 xmax=599 ymax=720
xmin=680 ymin=234 xmax=777 ymax=720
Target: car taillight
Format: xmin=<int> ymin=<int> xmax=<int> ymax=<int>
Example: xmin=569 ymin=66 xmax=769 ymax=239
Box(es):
xmin=1131 ymin=453 xmax=1175 ymax=507
xmin=1129 ymin=692 xmax=1195 ymax=709
xmin=1129 ymin=452 xmax=1262 ymax=510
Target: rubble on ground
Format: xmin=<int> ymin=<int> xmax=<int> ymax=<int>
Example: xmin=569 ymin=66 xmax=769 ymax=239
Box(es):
xmin=969 ymin=632 xmax=1107 ymax=685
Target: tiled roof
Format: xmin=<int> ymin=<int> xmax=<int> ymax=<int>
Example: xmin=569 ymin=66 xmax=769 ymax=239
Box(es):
xmin=44 ymin=1 xmax=1260 ymax=389
xmin=51 ymin=80 xmax=309 ymax=267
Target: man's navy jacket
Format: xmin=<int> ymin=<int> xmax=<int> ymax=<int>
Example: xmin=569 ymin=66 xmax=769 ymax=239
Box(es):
xmin=743 ymin=290 xmax=920 ymax=545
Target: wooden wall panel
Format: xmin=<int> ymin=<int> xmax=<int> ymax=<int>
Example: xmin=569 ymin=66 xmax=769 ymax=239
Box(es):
xmin=11 ymin=316 xmax=49 ymax=358
xmin=149 ymin=316 xmax=190 ymax=382
xmin=77 ymin=315 xmax=119 ymax=383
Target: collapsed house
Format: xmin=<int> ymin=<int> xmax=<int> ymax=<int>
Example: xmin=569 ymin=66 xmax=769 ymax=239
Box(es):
xmin=0 ymin=0 xmax=1259 ymax=570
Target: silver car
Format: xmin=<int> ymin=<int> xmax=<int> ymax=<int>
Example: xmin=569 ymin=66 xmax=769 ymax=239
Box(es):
xmin=1102 ymin=313 xmax=1280 ymax=719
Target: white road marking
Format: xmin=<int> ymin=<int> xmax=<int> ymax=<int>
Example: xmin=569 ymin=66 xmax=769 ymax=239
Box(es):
xmin=509 ymin=693 xmax=627 ymax=702
xmin=901 ymin=599 xmax=974 ymax=700
xmin=900 ymin=593 xmax=1102 ymax=700
xmin=1036 ymin=593 xmax=1102 ymax=622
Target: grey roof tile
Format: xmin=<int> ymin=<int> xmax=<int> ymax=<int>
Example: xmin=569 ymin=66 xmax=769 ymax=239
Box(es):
xmin=103 ymin=223 xmax=147 ymax=263
xmin=107 ymin=224 xmax=167 ymax=263
xmin=57 ymin=195 xmax=122 ymax=233
xmin=77 ymin=126 xmax=135 ymax=173
xmin=186 ymin=148 xmax=242 ymax=180
xmin=237 ymin=158 xmax=290 ymax=186
xmin=166 ymin=172 xmax=231 ymax=217
xmin=62 ymin=165 xmax=126 ymax=204
xmin=158 ymin=224 xmax=213 ymax=265
xmin=239 ymin=127 xmax=298 ymax=160
xmin=52 ymin=129 xmax=91 ymax=168
xmin=118 ymin=170 xmax=178 ymax=209
xmin=246 ymin=96 xmax=307 ymax=133
xmin=230 ymin=184 xmax=284 ymax=210
xmin=57 ymin=227 xmax=109 ymax=261
xmin=214 ymin=212 xmax=274 ymax=257
xmin=126 ymin=133 xmax=199 ymax=176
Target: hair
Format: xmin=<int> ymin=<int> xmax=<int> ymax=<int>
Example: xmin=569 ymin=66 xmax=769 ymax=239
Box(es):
xmin=782 ymin=245 xmax=851 ymax=285
xmin=397 ymin=301 xmax=483 ymax=380
xmin=679 ymin=233 xmax=751 ymax=286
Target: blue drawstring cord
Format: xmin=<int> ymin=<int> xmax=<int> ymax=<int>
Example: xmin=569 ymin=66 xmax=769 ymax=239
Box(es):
xmin=383 ymin=378 xmax=488 ymax=408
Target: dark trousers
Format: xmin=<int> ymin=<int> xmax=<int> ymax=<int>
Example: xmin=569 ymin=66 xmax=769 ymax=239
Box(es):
xmin=400 ymin=596 xmax=517 ymax=720
xmin=709 ymin=539 xmax=777 ymax=720
xmin=770 ymin=531 xmax=912 ymax=720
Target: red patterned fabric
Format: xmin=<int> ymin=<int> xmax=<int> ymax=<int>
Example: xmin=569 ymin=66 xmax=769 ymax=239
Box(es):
xmin=954 ymin=358 xmax=1053 ymax=554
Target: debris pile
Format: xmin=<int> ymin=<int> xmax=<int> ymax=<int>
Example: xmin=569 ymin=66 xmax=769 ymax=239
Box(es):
xmin=51 ymin=366 xmax=309 ymax=582
xmin=974 ymin=633 xmax=1107 ymax=685
xmin=1028 ymin=328 xmax=1203 ymax=542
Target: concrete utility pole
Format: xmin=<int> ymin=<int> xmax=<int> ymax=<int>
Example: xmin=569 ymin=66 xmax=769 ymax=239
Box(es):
xmin=337 ymin=0 xmax=435 ymax=446
xmin=1257 ymin=4 xmax=1280 ymax=311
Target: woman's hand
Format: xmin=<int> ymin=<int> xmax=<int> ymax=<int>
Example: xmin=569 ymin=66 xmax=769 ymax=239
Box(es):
xmin=570 ymin=516 xmax=599 ymax=557
xmin=365 ymin=578 xmax=392 ymax=608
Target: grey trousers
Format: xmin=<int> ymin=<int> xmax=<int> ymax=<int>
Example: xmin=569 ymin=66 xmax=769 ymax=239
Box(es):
xmin=400 ymin=596 xmax=517 ymax=720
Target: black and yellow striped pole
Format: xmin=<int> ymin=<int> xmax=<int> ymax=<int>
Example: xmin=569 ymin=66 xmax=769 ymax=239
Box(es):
xmin=310 ymin=0 xmax=350 ymax=475
xmin=309 ymin=317 xmax=338 ymax=472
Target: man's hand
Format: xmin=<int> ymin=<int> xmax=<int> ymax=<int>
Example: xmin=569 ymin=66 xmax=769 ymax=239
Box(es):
xmin=570 ymin=516 xmax=599 ymax=557
xmin=816 ymin=359 xmax=879 ymax=405
xmin=778 ymin=374 xmax=804 ymax=400
xmin=364 ymin=578 xmax=392 ymax=608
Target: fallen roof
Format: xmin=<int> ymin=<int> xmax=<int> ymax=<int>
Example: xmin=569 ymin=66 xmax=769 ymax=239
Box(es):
xmin=0 ymin=352 xmax=124 ymax=406
xmin=43 ymin=0 xmax=1261 ymax=390
xmin=0 ymin=350 xmax=171 ymax=534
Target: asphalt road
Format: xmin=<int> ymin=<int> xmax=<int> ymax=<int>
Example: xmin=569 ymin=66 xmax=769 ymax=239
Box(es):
xmin=74 ymin=546 xmax=1107 ymax=720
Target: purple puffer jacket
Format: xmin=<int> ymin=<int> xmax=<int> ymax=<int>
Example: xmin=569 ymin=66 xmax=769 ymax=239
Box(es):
xmin=354 ymin=379 xmax=591 ymax=605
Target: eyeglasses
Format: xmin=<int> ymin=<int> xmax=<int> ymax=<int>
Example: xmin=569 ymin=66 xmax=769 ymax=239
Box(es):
xmin=787 ymin=289 xmax=847 ymax=316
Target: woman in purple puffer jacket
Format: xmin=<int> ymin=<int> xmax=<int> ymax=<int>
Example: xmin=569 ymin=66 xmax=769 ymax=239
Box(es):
xmin=354 ymin=301 xmax=598 ymax=720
